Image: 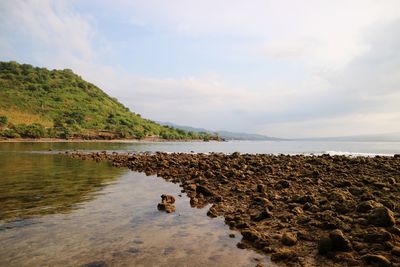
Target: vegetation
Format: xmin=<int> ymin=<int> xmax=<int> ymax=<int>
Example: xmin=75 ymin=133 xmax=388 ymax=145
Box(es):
xmin=0 ymin=61 xmax=218 ymax=140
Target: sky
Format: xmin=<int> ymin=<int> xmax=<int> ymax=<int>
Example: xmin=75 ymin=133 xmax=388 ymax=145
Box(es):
xmin=1 ymin=0 xmax=400 ymax=138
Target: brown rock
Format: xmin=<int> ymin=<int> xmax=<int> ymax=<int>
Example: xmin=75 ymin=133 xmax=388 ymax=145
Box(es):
xmin=329 ymin=229 xmax=352 ymax=252
xmin=281 ymin=232 xmax=297 ymax=246
xmin=161 ymin=194 xmax=175 ymax=204
xmin=368 ymin=207 xmax=396 ymax=227
xmin=271 ymin=249 xmax=298 ymax=262
xmin=361 ymin=254 xmax=391 ymax=267
xmin=157 ymin=202 xmax=176 ymax=213
xmin=357 ymin=200 xmax=382 ymax=213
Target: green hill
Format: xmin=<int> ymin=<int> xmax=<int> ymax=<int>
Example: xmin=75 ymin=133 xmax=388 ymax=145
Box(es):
xmin=0 ymin=61 xmax=215 ymax=140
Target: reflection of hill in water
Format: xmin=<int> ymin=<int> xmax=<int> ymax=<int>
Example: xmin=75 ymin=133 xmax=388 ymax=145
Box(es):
xmin=0 ymin=153 xmax=125 ymax=222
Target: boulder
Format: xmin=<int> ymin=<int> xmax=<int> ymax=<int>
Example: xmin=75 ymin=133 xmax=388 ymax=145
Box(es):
xmin=368 ymin=207 xmax=396 ymax=227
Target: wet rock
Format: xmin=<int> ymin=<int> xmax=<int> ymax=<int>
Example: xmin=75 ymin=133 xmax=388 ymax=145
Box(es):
xmin=241 ymin=230 xmax=260 ymax=242
xmin=161 ymin=194 xmax=175 ymax=204
xmin=157 ymin=202 xmax=176 ymax=213
xmin=80 ymin=261 xmax=108 ymax=267
xmin=236 ymin=241 xmax=250 ymax=249
xmin=368 ymin=207 xmax=396 ymax=227
xmin=361 ymin=254 xmax=391 ymax=267
xmin=157 ymin=195 xmax=176 ymax=213
xmin=196 ymin=185 xmax=214 ymax=197
xmin=281 ymin=232 xmax=297 ymax=246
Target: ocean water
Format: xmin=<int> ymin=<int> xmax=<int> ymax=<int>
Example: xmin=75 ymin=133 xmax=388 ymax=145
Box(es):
xmin=1 ymin=140 xmax=400 ymax=155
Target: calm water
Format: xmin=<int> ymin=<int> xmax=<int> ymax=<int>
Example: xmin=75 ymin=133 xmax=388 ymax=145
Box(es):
xmin=1 ymin=140 xmax=399 ymax=266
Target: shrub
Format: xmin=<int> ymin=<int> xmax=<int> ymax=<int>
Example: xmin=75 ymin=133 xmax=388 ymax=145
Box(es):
xmin=0 ymin=129 xmax=20 ymax=138
xmin=13 ymin=123 xmax=47 ymax=138
xmin=0 ymin=115 xmax=7 ymax=127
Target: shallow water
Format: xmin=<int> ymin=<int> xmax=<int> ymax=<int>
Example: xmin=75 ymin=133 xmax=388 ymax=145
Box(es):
xmin=0 ymin=147 xmax=271 ymax=267
xmin=1 ymin=140 xmax=400 ymax=155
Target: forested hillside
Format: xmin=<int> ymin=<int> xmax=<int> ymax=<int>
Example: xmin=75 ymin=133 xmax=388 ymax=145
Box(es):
xmin=0 ymin=61 xmax=214 ymax=140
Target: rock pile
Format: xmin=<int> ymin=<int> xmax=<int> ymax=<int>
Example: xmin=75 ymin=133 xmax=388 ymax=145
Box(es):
xmin=68 ymin=151 xmax=400 ymax=266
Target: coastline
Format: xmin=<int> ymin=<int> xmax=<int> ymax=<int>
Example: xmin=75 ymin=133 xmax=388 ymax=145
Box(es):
xmin=68 ymin=151 xmax=400 ymax=266
xmin=0 ymin=137 xmax=211 ymax=143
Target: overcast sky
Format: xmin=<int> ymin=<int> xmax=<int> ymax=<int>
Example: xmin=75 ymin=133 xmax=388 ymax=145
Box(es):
xmin=1 ymin=0 xmax=400 ymax=138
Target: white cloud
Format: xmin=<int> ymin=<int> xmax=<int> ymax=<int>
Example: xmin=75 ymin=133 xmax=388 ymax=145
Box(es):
xmin=1 ymin=1 xmax=400 ymax=137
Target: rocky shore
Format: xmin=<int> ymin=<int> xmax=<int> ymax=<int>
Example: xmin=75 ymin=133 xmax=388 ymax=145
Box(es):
xmin=68 ymin=152 xmax=400 ymax=266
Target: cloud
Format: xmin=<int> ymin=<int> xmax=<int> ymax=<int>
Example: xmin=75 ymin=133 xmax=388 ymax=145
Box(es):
xmin=1 ymin=1 xmax=400 ymax=137
xmin=0 ymin=0 xmax=97 ymax=68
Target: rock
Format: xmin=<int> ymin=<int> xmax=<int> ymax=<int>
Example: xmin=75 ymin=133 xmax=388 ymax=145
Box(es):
xmin=276 ymin=180 xmax=290 ymax=189
xmin=392 ymin=247 xmax=400 ymax=256
xmin=329 ymin=229 xmax=352 ymax=251
xmin=368 ymin=207 xmax=396 ymax=227
xmin=157 ymin=202 xmax=176 ymax=213
xmin=364 ymin=229 xmax=392 ymax=243
xmin=271 ymin=249 xmax=298 ymax=262
xmin=241 ymin=230 xmax=260 ymax=241
xmin=293 ymin=194 xmax=315 ymax=204
xmin=80 ymin=261 xmax=108 ymax=267
xmin=318 ymin=237 xmax=332 ymax=254
xmin=251 ymin=209 xmax=272 ymax=222
xmin=361 ymin=254 xmax=391 ymax=267
xmin=229 ymin=233 xmax=235 ymax=238
xmin=281 ymin=232 xmax=297 ymax=246
xmin=161 ymin=194 xmax=175 ymax=204
xmin=357 ymin=200 xmax=382 ymax=213
xmin=292 ymin=206 xmax=303 ymax=214
xmin=256 ymin=184 xmax=265 ymax=192
xmin=236 ymin=241 xmax=250 ymax=249
xmin=196 ymin=185 xmax=214 ymax=196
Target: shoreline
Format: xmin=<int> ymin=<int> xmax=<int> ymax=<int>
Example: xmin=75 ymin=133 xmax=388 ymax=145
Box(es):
xmin=68 ymin=152 xmax=400 ymax=266
xmin=0 ymin=137 xmax=212 ymax=143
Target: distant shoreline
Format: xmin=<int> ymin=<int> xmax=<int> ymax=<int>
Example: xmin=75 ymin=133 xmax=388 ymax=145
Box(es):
xmin=0 ymin=137 xmax=211 ymax=143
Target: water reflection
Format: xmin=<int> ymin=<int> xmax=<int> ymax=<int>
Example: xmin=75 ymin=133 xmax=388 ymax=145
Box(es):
xmin=0 ymin=153 xmax=123 ymax=221
xmin=0 ymin=146 xmax=271 ymax=266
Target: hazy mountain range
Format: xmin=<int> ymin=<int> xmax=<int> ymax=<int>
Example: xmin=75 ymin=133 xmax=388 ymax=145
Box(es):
xmin=160 ymin=121 xmax=400 ymax=142
xmin=159 ymin=122 xmax=283 ymax=141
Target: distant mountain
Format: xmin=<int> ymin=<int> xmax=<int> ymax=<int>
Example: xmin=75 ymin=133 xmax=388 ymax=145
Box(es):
xmin=158 ymin=122 xmax=282 ymax=141
xmin=299 ymin=132 xmax=400 ymax=142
